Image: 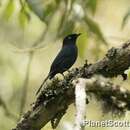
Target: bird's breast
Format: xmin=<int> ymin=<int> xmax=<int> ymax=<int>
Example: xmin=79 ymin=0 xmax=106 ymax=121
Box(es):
xmin=65 ymin=44 xmax=77 ymax=59
xmin=63 ymin=44 xmax=77 ymax=54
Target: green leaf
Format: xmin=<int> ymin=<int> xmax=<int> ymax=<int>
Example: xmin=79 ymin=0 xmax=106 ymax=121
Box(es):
xmin=58 ymin=19 xmax=75 ymax=37
xmin=18 ymin=9 xmax=30 ymax=28
xmin=86 ymin=0 xmax=97 ymax=15
xmin=42 ymin=4 xmax=56 ymax=22
xmin=121 ymin=9 xmax=130 ymax=29
xmin=84 ymin=14 xmax=107 ymax=45
xmin=27 ymin=0 xmax=57 ymax=22
xmin=27 ymin=0 xmax=44 ymax=20
xmin=3 ymin=0 xmax=15 ymax=21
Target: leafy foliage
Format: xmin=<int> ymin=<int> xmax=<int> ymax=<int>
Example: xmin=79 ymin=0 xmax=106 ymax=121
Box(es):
xmin=0 ymin=1 xmax=130 ymax=130
xmin=18 ymin=1 xmax=30 ymax=28
xmin=27 ymin=0 xmax=58 ymax=23
xmin=26 ymin=0 xmax=107 ymax=45
xmin=86 ymin=0 xmax=97 ymax=15
xmin=1 ymin=0 xmax=107 ymax=47
xmin=2 ymin=0 xmax=15 ymax=21
xmin=84 ymin=14 xmax=107 ymax=45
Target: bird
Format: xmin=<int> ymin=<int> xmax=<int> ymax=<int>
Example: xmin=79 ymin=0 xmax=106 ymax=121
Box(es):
xmin=36 ymin=33 xmax=81 ymax=95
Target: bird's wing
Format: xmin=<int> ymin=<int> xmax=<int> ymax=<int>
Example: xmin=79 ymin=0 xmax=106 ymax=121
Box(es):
xmin=50 ymin=49 xmax=71 ymax=69
xmin=49 ymin=47 xmax=76 ymax=75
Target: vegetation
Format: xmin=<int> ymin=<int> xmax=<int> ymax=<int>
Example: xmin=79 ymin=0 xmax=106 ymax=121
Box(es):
xmin=0 ymin=0 xmax=130 ymax=130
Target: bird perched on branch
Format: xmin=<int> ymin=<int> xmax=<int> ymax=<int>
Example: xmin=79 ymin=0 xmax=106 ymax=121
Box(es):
xmin=36 ymin=33 xmax=81 ymax=95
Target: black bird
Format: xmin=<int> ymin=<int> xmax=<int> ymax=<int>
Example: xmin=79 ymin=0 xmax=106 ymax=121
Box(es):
xmin=36 ymin=33 xmax=80 ymax=95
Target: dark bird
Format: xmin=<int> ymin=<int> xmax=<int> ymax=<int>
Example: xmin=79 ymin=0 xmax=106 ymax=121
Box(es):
xmin=36 ymin=33 xmax=81 ymax=95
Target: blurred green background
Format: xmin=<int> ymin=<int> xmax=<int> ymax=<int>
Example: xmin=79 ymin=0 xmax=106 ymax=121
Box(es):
xmin=0 ymin=0 xmax=130 ymax=130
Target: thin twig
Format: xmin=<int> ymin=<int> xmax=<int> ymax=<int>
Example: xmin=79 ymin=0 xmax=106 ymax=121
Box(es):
xmin=19 ymin=52 xmax=33 ymax=118
xmin=0 ymin=96 xmax=17 ymax=121
xmin=19 ymin=29 xmax=47 ymax=117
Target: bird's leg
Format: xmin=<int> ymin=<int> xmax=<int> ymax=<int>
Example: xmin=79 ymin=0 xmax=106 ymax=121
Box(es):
xmin=61 ymin=73 xmax=65 ymax=79
xmin=67 ymin=70 xmax=71 ymax=73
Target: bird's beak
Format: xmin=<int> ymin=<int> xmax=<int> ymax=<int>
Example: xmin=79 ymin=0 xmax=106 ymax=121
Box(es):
xmin=77 ymin=33 xmax=81 ymax=37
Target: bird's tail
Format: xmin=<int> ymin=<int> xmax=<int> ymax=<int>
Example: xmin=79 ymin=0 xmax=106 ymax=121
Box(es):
xmin=36 ymin=75 xmax=50 ymax=95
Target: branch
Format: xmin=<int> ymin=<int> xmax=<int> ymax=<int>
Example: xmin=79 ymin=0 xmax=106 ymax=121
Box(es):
xmin=12 ymin=41 xmax=130 ymax=130
xmin=73 ymin=78 xmax=87 ymax=130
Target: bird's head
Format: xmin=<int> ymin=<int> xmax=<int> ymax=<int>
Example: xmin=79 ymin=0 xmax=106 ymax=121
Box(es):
xmin=63 ymin=33 xmax=81 ymax=46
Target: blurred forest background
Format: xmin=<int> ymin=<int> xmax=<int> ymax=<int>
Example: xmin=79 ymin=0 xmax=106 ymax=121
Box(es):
xmin=0 ymin=0 xmax=130 ymax=130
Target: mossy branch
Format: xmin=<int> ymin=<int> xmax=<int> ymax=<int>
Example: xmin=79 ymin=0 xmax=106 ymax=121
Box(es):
xmin=13 ymin=41 xmax=130 ymax=130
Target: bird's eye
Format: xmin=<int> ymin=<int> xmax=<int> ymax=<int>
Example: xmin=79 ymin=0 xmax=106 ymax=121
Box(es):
xmin=68 ymin=36 xmax=72 ymax=40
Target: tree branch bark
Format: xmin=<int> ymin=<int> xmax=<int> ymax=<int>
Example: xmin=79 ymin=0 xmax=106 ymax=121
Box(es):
xmin=12 ymin=41 xmax=130 ymax=130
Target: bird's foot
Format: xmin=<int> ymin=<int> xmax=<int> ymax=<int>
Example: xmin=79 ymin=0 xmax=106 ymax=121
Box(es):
xmin=61 ymin=73 xmax=65 ymax=79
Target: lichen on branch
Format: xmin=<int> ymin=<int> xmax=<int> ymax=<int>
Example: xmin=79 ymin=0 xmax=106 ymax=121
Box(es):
xmin=13 ymin=42 xmax=130 ymax=130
